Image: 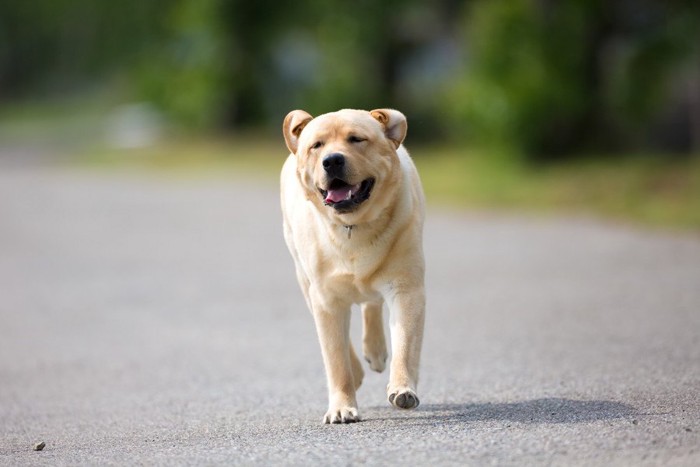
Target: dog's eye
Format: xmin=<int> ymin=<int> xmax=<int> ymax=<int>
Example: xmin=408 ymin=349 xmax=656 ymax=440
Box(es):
xmin=348 ymin=135 xmax=366 ymax=144
xmin=311 ymin=141 xmax=324 ymax=150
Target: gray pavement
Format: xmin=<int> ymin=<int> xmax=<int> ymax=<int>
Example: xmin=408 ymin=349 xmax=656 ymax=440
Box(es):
xmin=0 ymin=164 xmax=698 ymax=466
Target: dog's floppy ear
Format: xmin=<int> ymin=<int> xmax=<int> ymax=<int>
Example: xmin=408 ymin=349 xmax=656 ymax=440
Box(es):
xmin=283 ymin=110 xmax=313 ymax=154
xmin=370 ymin=109 xmax=407 ymax=149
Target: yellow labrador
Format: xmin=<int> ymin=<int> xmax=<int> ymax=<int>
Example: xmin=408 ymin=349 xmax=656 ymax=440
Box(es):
xmin=281 ymin=108 xmax=425 ymax=424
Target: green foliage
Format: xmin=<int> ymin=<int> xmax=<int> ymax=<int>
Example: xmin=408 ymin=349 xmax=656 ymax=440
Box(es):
xmin=135 ymin=0 xmax=228 ymax=128
xmin=449 ymin=0 xmax=591 ymax=154
xmin=0 ymin=0 xmax=170 ymax=97
xmin=413 ymin=147 xmax=700 ymax=229
xmin=448 ymin=0 xmax=700 ymax=158
xmin=1 ymin=0 xmax=698 ymax=156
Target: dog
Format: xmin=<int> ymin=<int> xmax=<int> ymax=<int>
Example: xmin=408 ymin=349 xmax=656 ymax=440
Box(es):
xmin=280 ymin=108 xmax=426 ymax=424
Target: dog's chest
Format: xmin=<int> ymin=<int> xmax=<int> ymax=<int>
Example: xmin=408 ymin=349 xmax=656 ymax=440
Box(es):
xmin=315 ymin=243 xmax=384 ymax=301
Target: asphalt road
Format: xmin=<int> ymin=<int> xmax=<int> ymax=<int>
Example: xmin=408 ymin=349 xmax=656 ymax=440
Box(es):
xmin=1 ymin=164 xmax=699 ymax=466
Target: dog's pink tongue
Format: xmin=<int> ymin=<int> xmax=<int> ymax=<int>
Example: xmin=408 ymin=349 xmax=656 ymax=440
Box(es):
xmin=325 ymin=184 xmax=358 ymax=203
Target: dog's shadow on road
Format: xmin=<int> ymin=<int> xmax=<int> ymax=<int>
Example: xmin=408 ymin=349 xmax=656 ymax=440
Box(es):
xmin=369 ymin=397 xmax=637 ymax=425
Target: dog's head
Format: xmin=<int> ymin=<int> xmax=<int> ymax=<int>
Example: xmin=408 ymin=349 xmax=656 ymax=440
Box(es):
xmin=283 ymin=108 xmax=407 ymax=223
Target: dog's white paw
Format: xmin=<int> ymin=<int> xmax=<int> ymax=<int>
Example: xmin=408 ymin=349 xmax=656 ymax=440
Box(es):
xmin=388 ymin=388 xmax=420 ymax=409
xmin=323 ymin=406 xmax=360 ymax=424
xmin=363 ymin=346 xmax=388 ymax=373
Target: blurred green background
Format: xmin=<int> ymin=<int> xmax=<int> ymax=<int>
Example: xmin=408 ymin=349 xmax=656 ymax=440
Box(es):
xmin=1 ymin=0 xmax=699 ymax=228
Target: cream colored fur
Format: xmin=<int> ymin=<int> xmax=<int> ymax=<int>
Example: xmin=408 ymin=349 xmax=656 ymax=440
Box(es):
xmin=281 ymin=108 xmax=425 ymax=424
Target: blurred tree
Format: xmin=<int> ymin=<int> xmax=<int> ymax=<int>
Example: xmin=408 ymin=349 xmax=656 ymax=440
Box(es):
xmin=448 ymin=0 xmax=700 ymax=159
xmin=135 ymin=0 xmax=228 ymax=128
xmin=0 ymin=0 xmax=170 ymax=98
xmin=1 ymin=0 xmax=697 ymax=156
xmin=137 ymin=0 xmax=425 ymax=129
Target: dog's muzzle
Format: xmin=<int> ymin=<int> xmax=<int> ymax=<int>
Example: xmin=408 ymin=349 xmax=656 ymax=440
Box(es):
xmin=319 ymin=178 xmax=375 ymax=213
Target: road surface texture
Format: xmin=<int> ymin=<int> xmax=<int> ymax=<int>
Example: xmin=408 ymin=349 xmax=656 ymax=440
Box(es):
xmin=1 ymin=163 xmax=699 ymax=466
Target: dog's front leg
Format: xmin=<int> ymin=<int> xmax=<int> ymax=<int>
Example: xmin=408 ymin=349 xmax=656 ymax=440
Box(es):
xmin=385 ymin=286 xmax=425 ymax=410
xmin=312 ymin=305 xmax=360 ymax=423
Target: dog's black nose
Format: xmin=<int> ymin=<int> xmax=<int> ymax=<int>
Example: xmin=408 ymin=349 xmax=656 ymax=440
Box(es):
xmin=322 ymin=153 xmax=345 ymax=175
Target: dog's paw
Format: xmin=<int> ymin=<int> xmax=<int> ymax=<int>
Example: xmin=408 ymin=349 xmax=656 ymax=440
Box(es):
xmin=388 ymin=388 xmax=420 ymax=410
xmin=323 ymin=406 xmax=360 ymax=424
xmin=363 ymin=350 xmax=387 ymax=373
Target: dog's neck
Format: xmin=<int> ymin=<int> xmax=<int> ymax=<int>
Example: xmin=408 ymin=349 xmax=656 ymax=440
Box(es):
xmin=335 ymin=199 xmax=400 ymax=242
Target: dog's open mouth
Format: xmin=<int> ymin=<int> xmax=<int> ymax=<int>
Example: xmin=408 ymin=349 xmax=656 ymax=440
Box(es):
xmin=319 ymin=178 xmax=375 ymax=212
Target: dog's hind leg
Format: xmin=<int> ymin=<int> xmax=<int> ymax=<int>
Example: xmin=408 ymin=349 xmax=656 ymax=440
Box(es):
xmin=362 ymin=300 xmax=388 ymax=373
xmin=349 ymin=343 xmax=365 ymax=390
